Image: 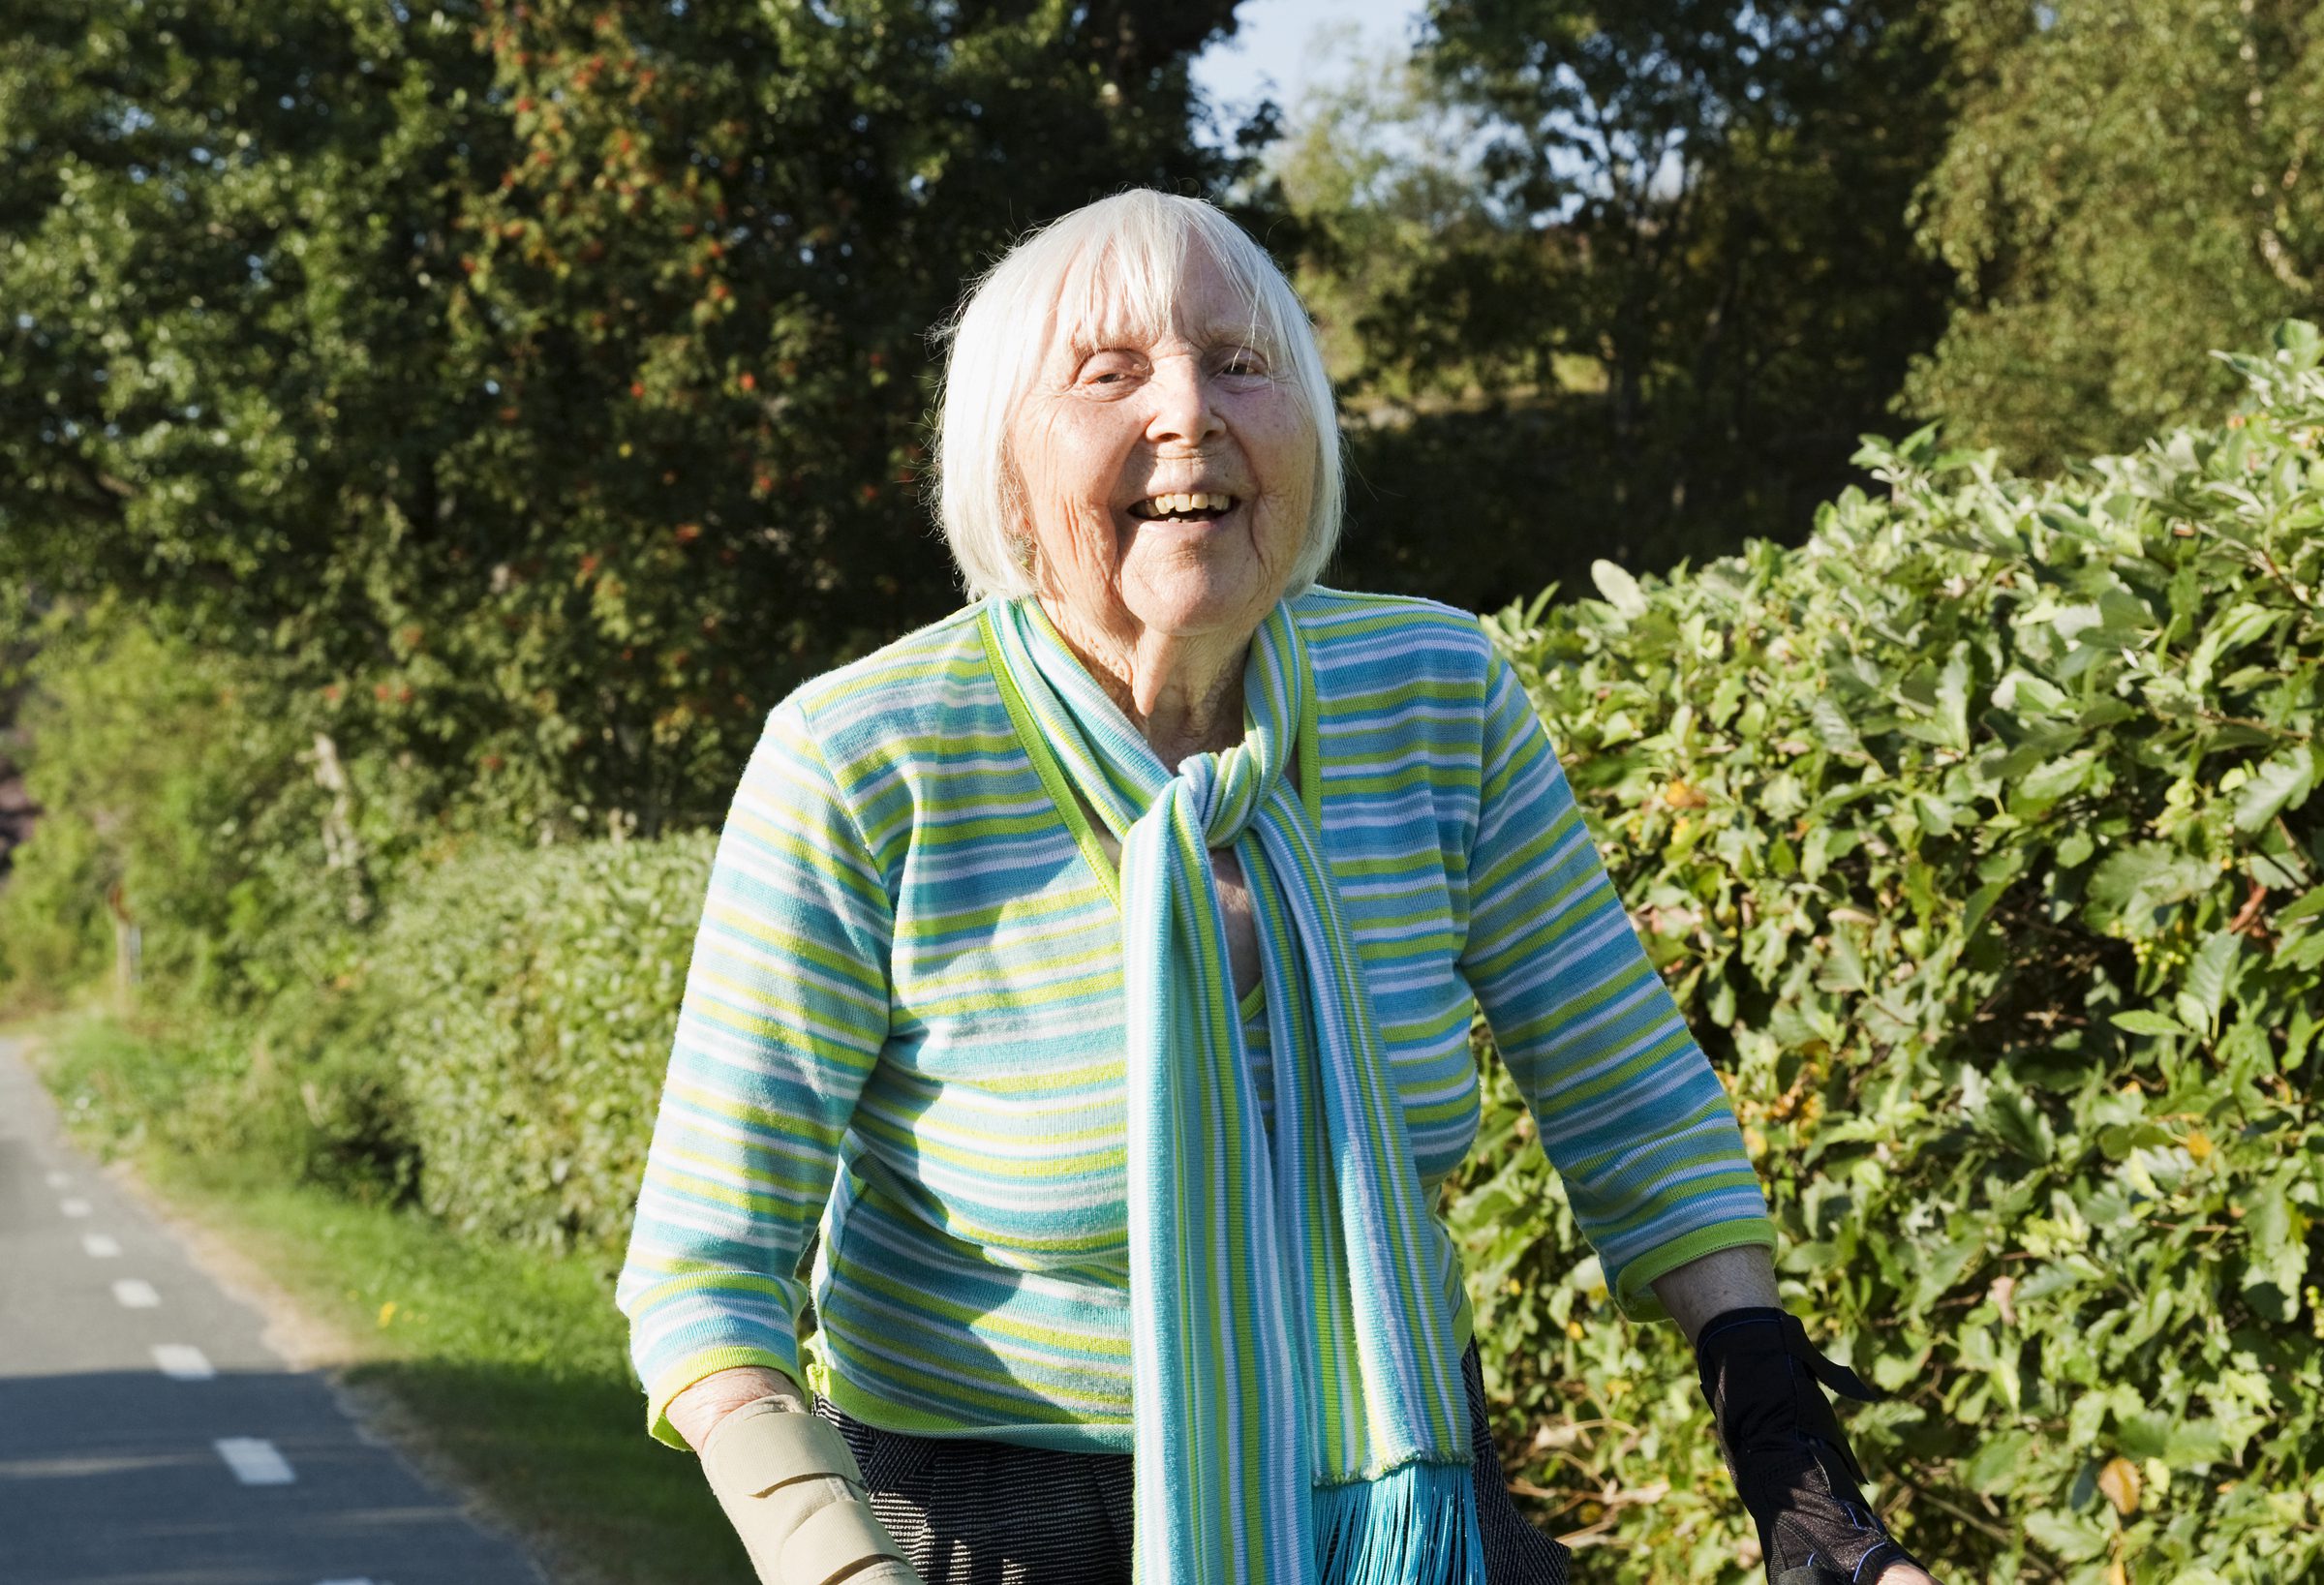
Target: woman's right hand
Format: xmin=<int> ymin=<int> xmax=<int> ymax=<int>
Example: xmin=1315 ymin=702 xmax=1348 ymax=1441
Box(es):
xmin=676 ymin=1366 xmax=923 ymax=1585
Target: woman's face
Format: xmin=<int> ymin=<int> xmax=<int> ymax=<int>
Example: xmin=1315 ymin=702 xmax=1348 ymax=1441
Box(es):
xmin=1008 ymin=244 xmax=1314 ymax=655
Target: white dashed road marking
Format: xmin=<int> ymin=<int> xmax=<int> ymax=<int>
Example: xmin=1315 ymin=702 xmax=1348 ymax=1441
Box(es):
xmin=214 ymin=1437 xmax=296 ymax=1485
xmin=6 ymin=1036 xmax=543 ymax=1580
xmin=153 ymin=1343 xmax=217 ymax=1381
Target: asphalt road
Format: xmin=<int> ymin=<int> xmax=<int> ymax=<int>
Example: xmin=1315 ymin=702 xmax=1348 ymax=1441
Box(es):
xmin=0 ymin=1032 xmax=551 ymax=1585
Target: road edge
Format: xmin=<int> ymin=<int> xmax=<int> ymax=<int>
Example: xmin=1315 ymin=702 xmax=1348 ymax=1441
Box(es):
xmin=8 ymin=1022 xmax=586 ymax=1585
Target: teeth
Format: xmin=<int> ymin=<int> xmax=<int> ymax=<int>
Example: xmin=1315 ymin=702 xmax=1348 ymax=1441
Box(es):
xmin=1133 ymin=491 xmax=1235 ymax=518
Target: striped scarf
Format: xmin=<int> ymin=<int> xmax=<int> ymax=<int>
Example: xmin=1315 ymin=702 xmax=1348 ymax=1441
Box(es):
xmin=982 ymin=594 xmax=1484 ymax=1585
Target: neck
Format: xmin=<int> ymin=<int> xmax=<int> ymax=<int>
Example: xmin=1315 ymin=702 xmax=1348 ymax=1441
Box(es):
xmin=1036 ymin=596 xmax=1249 ymax=765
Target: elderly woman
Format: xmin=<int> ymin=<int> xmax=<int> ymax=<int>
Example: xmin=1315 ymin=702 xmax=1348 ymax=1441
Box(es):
xmin=616 ymin=190 xmax=1939 ymax=1585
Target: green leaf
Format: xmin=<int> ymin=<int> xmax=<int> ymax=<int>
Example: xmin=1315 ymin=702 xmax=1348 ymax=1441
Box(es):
xmin=2116 ymin=1412 xmax=2171 ymax=1459
xmin=1962 ymin=1429 xmax=2034 ymax=1494
xmin=2087 ymin=842 xmax=2218 ymax=933
xmin=2276 ymin=884 xmax=2324 ymax=929
xmin=2175 ymin=990 xmax=2215 ymax=1034
xmin=2164 ymin=1418 xmax=2231 ymax=1468
xmin=2017 ymin=751 xmax=2092 ymax=804
xmin=1815 ymin=927 xmax=1868 ymax=993
xmin=2246 ymin=1188 xmax=2310 ymax=1300
xmin=1961 ymin=878 xmax=2010 ymax=942
xmin=1992 ymin=669 xmax=2067 ymax=714
xmin=2099 ymin=1120 xmax=2177 ymax=1159
xmin=1810 ymin=695 xmax=1865 ymax=756
xmin=2186 ymin=603 xmax=2281 ymax=691
xmin=1937 ymin=646 xmax=1972 ymax=750
xmin=2181 ymin=931 xmax=2244 ymax=1032
xmin=1987 ymin=1085 xmax=2056 ymax=1163
xmin=1589 ymin=559 xmax=1648 ymax=619
xmin=2234 ymin=746 xmax=2316 ymax=834
xmin=2023 ymin=1509 xmax=2109 ymax=1562
xmin=2111 ymin=1009 xmax=2190 ymax=1037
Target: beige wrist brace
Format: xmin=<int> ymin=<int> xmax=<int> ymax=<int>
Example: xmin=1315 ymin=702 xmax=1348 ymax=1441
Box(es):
xmin=698 ymin=1397 xmax=920 ymax=1585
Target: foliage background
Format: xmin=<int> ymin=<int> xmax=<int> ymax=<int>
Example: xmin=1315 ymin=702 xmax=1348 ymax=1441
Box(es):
xmin=6 ymin=2 xmax=2324 ymax=1582
xmin=1443 ymin=327 xmax=2324 ymax=1582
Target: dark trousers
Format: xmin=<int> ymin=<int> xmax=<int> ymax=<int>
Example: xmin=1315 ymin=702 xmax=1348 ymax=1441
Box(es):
xmin=814 ymin=1341 xmax=1574 ymax=1585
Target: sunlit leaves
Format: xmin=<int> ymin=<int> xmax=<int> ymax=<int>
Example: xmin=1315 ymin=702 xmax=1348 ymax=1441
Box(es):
xmin=1446 ymin=322 xmax=2324 ymax=1581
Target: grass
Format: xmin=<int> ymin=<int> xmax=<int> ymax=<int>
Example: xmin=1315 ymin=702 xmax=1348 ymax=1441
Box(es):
xmin=7 ymin=1002 xmax=752 ymax=1585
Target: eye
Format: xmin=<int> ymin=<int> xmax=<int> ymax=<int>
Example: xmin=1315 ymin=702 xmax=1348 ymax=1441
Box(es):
xmin=1076 ymin=350 xmax=1144 ymax=389
xmin=1217 ymin=347 xmax=1269 ymax=378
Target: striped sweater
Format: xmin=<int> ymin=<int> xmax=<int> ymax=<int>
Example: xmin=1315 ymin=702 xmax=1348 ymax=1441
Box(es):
xmin=616 ymin=588 xmax=1775 ymax=1452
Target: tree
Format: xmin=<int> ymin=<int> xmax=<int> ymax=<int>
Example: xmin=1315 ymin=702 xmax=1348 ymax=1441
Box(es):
xmin=1289 ymin=1 xmax=1959 ymax=613
xmin=1900 ymin=0 xmax=2324 ymax=472
xmin=0 ymin=0 xmax=1251 ymax=845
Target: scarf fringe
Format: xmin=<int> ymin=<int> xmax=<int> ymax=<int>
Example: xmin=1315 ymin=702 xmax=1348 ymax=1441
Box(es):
xmin=1311 ymin=1458 xmax=1486 ymax=1585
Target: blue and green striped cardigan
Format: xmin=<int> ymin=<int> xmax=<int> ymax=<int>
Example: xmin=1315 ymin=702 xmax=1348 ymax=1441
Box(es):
xmin=617 ymin=587 xmax=1776 ymax=1452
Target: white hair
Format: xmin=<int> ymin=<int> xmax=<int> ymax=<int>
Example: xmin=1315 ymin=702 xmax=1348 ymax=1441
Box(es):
xmin=928 ymin=189 xmax=1344 ymax=601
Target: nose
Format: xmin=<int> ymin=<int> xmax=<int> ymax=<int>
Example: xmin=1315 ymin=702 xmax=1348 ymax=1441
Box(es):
xmin=1144 ymin=353 xmax=1223 ymax=447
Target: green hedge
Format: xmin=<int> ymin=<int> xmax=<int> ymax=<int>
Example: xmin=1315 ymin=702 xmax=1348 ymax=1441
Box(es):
xmin=1443 ymin=321 xmax=2324 ymax=1582
xmin=363 ymin=833 xmax=714 ymax=1264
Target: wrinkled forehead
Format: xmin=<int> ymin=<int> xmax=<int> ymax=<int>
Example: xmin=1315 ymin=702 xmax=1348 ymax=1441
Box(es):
xmin=1039 ymin=233 xmax=1279 ymax=364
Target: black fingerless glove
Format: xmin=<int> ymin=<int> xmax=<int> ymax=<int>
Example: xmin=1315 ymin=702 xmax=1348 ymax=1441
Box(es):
xmin=1695 ymin=1307 xmax=1926 ymax=1585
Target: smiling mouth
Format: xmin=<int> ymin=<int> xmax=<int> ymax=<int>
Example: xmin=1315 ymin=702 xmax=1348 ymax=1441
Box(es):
xmin=1127 ymin=490 xmax=1239 ymax=523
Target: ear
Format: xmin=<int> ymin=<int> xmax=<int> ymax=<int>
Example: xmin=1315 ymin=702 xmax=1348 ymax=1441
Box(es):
xmin=991 ymin=449 xmax=1040 ymax=577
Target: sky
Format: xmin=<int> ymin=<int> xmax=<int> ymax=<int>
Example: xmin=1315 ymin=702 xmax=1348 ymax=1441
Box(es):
xmin=1188 ymin=0 xmax=1428 ymax=135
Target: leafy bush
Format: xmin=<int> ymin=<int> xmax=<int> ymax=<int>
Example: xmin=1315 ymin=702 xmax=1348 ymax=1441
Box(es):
xmin=28 ymin=1003 xmax=413 ymax=1202
xmin=1446 ymin=321 xmax=2324 ymax=1582
xmin=0 ymin=596 xmax=305 ymax=1013
xmin=0 ymin=596 xmax=447 ymax=1194
xmin=0 ymin=594 xmax=435 ymax=1015
xmin=364 ymin=833 xmax=715 ymax=1266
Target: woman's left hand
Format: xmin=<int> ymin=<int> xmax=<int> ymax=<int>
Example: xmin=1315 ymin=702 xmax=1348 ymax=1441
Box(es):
xmin=1876 ymin=1565 xmax=1941 ymax=1585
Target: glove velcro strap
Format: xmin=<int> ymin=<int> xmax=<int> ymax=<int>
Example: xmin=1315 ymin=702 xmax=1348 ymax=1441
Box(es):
xmin=784 ymin=1492 xmax=911 ymax=1585
xmin=701 ymin=1400 xmax=869 ymax=1499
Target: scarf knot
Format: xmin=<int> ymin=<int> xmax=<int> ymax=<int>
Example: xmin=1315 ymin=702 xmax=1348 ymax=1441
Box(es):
xmin=980 ymin=594 xmax=1484 ymax=1585
xmin=1171 ymin=744 xmax=1273 ymax=848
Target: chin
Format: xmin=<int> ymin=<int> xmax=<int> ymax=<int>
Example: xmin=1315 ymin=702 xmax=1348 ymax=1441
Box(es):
xmin=1123 ymin=571 xmax=1284 ymax=637
xmin=1121 ymin=540 xmax=1294 ymax=629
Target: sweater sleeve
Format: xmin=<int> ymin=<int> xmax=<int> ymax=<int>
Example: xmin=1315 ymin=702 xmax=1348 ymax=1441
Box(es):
xmin=615 ymin=698 xmax=895 ymax=1448
xmin=1456 ymin=643 xmax=1775 ymax=1321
